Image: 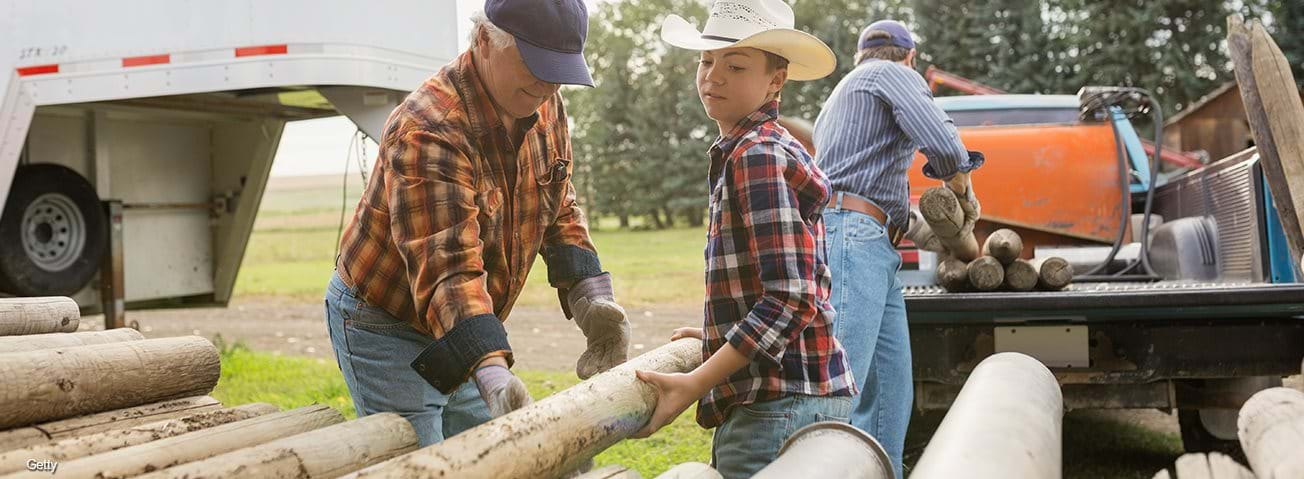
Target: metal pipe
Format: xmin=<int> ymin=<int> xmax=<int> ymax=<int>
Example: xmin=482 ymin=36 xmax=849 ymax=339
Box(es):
xmin=752 ymin=422 xmax=893 ymax=479
xmin=910 ymin=352 xmax=1063 ymax=479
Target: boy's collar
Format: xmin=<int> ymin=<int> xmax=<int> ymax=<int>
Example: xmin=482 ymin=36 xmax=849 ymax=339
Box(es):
xmin=713 ymin=99 xmax=781 ymax=153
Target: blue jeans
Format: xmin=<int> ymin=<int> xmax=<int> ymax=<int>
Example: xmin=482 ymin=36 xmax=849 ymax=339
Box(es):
xmin=324 ymin=272 xmax=492 ymax=447
xmin=711 ymin=394 xmax=851 ymax=479
xmin=824 ymin=206 xmax=913 ymax=479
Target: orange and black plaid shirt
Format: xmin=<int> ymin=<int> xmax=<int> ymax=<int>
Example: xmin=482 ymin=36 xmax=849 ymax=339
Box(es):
xmin=336 ymin=50 xmax=602 ymax=393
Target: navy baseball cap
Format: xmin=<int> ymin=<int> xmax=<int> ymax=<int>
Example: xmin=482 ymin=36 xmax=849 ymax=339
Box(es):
xmin=858 ymin=20 xmax=915 ymax=50
xmin=485 ymin=0 xmax=594 ymax=87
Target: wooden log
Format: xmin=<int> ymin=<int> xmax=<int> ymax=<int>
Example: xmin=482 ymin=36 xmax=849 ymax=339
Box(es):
xmin=1228 ymin=16 xmax=1304 ymax=266
xmin=1031 ymin=257 xmax=1073 ymax=291
xmin=1237 ymin=387 xmax=1304 ymax=478
xmin=573 ymin=465 xmax=642 ymax=479
xmin=919 ymin=187 xmax=980 ymax=261
xmin=0 ymin=297 xmax=79 ymax=336
xmin=0 ymin=336 xmax=221 ymax=430
xmin=12 ymin=405 xmax=345 ymax=479
xmin=967 ymin=257 xmax=1005 ymax=291
xmin=0 ymin=329 xmax=144 ymax=354
xmin=132 ymin=412 xmax=415 ymax=479
xmin=655 ymin=462 xmax=720 ymax=479
xmin=982 ymin=229 xmax=1024 ymax=265
xmin=346 ymin=339 xmax=705 ymax=479
xmin=936 ymin=259 xmax=970 ymax=292
xmin=0 ymin=404 xmax=278 ymax=475
xmin=753 ymin=422 xmax=892 ymax=479
xmin=0 ymin=396 xmax=222 ymax=452
xmin=1004 ymin=259 xmax=1039 ymax=292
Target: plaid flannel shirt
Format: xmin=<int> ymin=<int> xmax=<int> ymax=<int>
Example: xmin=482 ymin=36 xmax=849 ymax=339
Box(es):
xmin=336 ymin=50 xmax=601 ymax=394
xmin=697 ymin=101 xmax=857 ymax=429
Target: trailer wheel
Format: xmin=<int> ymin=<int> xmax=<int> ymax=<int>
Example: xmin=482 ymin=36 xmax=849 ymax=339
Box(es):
xmin=1178 ymin=409 xmax=1243 ymax=455
xmin=0 ymin=164 xmax=107 ymax=296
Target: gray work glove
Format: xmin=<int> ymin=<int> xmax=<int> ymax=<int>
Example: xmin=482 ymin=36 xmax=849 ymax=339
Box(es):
xmin=567 ymin=273 xmax=630 ymax=380
xmin=474 ymin=364 xmax=533 ymax=417
xmin=905 ymin=208 xmax=948 ymax=254
xmin=952 ymin=178 xmax=980 ymax=237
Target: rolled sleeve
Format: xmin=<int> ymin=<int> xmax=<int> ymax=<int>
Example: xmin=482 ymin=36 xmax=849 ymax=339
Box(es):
xmin=724 ymin=141 xmax=822 ymax=366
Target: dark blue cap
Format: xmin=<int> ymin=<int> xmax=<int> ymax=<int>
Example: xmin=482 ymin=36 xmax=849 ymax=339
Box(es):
xmin=857 ymin=20 xmax=915 ymax=50
xmin=485 ymin=0 xmax=594 ymax=87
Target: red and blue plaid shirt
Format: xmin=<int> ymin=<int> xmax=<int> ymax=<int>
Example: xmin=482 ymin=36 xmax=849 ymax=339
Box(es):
xmin=697 ymin=100 xmax=857 ymax=429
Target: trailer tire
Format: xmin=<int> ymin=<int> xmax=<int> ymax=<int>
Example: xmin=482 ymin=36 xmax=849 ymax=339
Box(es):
xmin=1178 ymin=409 xmax=1243 ymax=456
xmin=0 ymin=164 xmax=107 ymax=296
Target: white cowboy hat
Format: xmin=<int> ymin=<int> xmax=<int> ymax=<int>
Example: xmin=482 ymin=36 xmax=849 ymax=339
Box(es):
xmin=660 ymin=0 xmax=836 ymax=81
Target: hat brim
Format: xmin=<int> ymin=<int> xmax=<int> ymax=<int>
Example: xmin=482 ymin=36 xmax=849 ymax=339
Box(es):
xmin=516 ymin=38 xmax=595 ymax=87
xmin=660 ymin=14 xmax=837 ymax=81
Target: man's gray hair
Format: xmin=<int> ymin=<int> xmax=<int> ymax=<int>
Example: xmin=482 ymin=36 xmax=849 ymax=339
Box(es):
xmin=468 ymin=10 xmax=515 ymax=52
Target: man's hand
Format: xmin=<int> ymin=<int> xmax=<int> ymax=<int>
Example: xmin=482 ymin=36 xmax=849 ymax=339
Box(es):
xmin=946 ymin=172 xmax=980 ymax=236
xmin=568 ymin=273 xmax=631 ymax=379
xmin=473 ymin=362 xmax=533 ymax=417
xmin=631 ymin=370 xmax=709 ymax=438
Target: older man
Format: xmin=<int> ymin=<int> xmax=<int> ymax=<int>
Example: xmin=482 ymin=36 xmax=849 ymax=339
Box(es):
xmin=325 ymin=0 xmax=630 ymax=447
xmin=813 ymin=19 xmax=983 ymax=478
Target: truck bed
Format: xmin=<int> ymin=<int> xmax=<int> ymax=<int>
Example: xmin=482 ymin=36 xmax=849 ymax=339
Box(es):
xmin=904 ymin=281 xmax=1304 ymax=322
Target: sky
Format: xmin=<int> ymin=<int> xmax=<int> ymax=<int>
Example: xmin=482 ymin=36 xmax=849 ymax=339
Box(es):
xmin=270 ymin=0 xmax=604 ymax=177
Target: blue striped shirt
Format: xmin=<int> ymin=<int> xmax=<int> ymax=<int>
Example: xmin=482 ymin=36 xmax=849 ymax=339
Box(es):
xmin=812 ymin=59 xmax=981 ymax=231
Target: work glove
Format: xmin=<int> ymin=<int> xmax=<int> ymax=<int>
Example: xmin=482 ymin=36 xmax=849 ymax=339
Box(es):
xmin=951 ymin=177 xmax=980 ymax=237
xmin=905 ymin=208 xmax=948 ymax=254
xmin=474 ymin=364 xmax=533 ymax=417
xmin=567 ymin=273 xmax=630 ymax=380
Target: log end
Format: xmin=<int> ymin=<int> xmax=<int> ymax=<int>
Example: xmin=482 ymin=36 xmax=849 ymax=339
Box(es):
xmin=967 ymin=257 xmax=1005 ymax=291
xmin=1004 ymin=260 xmax=1038 ymax=292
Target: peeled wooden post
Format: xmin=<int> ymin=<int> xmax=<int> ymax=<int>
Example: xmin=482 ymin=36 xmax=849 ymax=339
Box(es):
xmin=1004 ymin=259 xmax=1039 ymax=292
xmin=967 ymin=257 xmax=1005 ymax=291
xmin=574 ymin=465 xmax=643 ymax=479
xmin=0 ymin=328 xmax=144 ymax=354
xmin=347 ymin=339 xmax=705 ymax=479
xmin=133 ymin=412 xmax=415 ymax=479
xmin=919 ymin=187 xmax=980 ymax=261
xmin=982 ymin=229 xmax=1024 ymax=265
xmin=1031 ymin=257 xmax=1073 ymax=291
xmin=16 ymin=405 xmax=345 ymax=479
xmin=654 ymin=463 xmax=720 ymax=479
xmin=0 ymin=297 xmax=79 ymax=336
xmin=0 ymin=336 xmax=221 ymax=429
xmin=753 ymin=422 xmax=892 ymax=479
xmin=0 ymin=396 xmax=222 ymax=452
xmin=911 ymin=353 xmax=1063 ymax=479
xmin=1153 ymin=452 xmax=1256 ymax=479
xmin=936 ymin=258 xmax=969 ymax=292
xmin=1237 ymin=387 xmax=1304 ymax=478
xmin=0 ymin=403 xmax=278 ymax=475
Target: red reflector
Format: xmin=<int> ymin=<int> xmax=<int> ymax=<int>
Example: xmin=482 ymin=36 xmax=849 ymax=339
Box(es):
xmin=16 ymin=64 xmax=59 ymax=76
xmin=235 ymin=44 xmax=288 ymax=57
xmin=899 ymin=249 xmax=920 ymax=263
xmin=122 ymin=54 xmax=170 ymax=67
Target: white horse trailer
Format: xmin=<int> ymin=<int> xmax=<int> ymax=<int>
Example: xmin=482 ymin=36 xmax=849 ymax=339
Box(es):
xmin=0 ymin=1 xmax=457 ymax=318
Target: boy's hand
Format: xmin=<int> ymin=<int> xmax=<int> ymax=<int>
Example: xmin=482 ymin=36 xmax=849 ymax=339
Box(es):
xmin=670 ymin=327 xmax=704 ymax=341
xmin=632 ymin=370 xmax=708 ymax=438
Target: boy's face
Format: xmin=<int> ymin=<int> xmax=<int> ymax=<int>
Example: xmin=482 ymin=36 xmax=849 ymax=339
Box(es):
xmin=696 ymin=47 xmax=787 ymax=132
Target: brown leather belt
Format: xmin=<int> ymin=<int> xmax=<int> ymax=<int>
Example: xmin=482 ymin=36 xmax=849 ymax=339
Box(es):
xmin=830 ymin=192 xmax=905 ymax=247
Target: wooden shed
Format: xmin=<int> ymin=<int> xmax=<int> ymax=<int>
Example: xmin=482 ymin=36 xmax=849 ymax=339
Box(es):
xmin=1164 ymin=81 xmax=1304 ymax=163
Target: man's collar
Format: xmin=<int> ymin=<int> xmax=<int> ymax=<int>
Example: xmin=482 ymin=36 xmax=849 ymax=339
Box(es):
xmin=454 ymin=50 xmax=553 ymax=138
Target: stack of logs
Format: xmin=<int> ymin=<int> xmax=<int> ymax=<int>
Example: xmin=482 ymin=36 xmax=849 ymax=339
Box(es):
xmin=920 ymin=187 xmax=1073 ymax=293
xmin=0 ymin=296 xmax=416 ymax=479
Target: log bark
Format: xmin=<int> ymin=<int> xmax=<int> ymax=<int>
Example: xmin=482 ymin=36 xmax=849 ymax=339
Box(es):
xmin=936 ymin=259 xmax=970 ymax=292
xmin=1031 ymin=257 xmax=1073 ymax=291
xmin=919 ymin=187 xmax=980 ymax=261
xmin=0 ymin=336 xmax=221 ymax=430
xmin=0 ymin=297 xmax=79 ymax=336
xmin=654 ymin=462 xmax=721 ymax=479
xmin=133 ymin=412 xmax=415 ymax=479
xmin=0 ymin=404 xmax=278 ymax=474
xmin=967 ymin=257 xmax=1005 ymax=291
xmin=15 ymin=405 xmax=345 ymax=479
xmin=982 ymin=229 xmax=1024 ymax=265
xmin=573 ymin=465 xmax=642 ymax=479
xmin=0 ymin=396 xmax=222 ymax=452
xmin=346 ymin=339 xmax=705 ymax=479
xmin=0 ymin=329 xmax=144 ymax=354
xmin=1237 ymin=387 xmax=1304 ymax=478
xmin=1004 ymin=259 xmax=1039 ymax=292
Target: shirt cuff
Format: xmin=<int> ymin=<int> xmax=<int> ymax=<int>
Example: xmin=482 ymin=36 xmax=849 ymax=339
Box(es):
xmin=543 ymin=244 xmax=603 ymax=287
xmin=724 ymin=317 xmax=784 ymax=367
xmin=410 ymin=314 xmax=513 ymax=394
xmin=922 ymin=150 xmax=986 ymax=180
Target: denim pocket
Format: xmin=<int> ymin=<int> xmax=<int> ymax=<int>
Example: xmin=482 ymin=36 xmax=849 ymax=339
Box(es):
xmin=844 ymin=214 xmax=887 ymax=242
xmin=343 ymin=297 xmax=407 ymax=332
